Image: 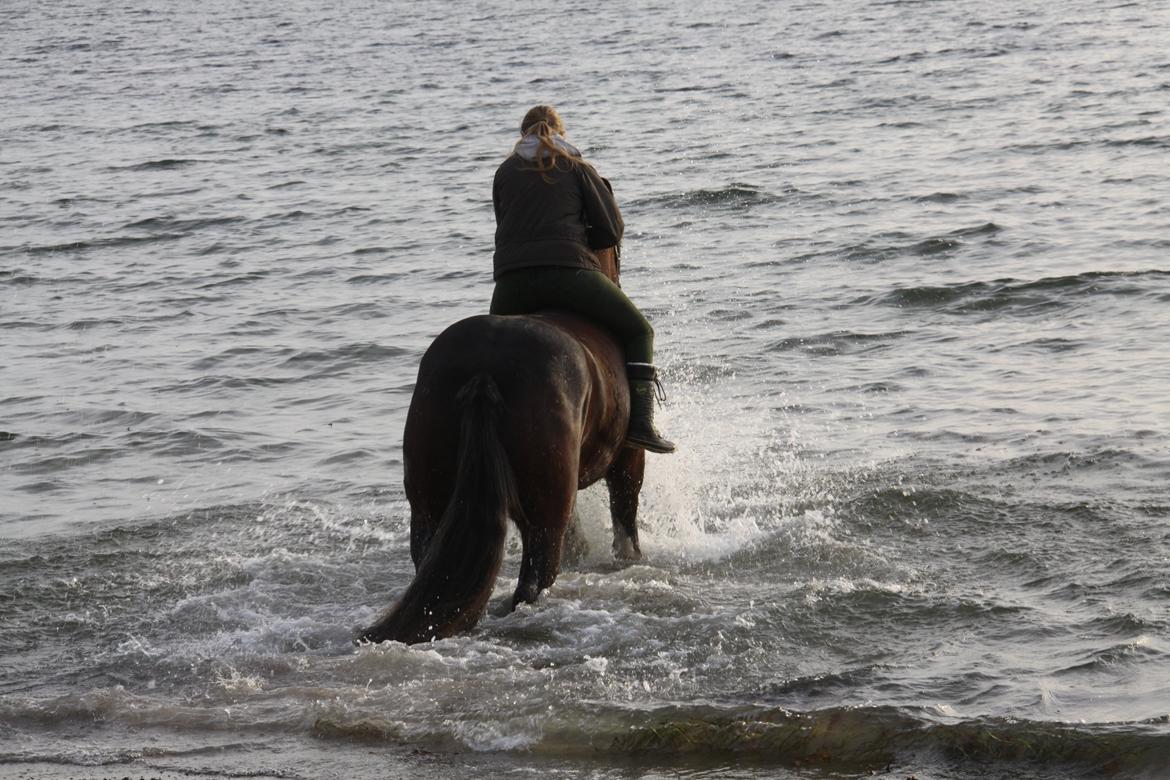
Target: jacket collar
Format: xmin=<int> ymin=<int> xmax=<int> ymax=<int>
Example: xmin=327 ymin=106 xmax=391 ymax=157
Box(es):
xmin=514 ymin=134 xmax=582 ymax=161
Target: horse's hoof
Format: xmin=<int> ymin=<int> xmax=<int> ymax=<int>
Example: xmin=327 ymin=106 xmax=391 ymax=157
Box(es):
xmin=612 ymin=536 xmax=641 ymax=562
xmin=508 ymin=581 xmax=541 ymax=611
xmin=355 ymin=624 xmax=387 ymax=645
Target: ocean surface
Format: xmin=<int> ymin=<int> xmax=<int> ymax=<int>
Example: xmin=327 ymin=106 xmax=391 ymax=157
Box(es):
xmin=2 ymin=0 xmax=1169 ymax=777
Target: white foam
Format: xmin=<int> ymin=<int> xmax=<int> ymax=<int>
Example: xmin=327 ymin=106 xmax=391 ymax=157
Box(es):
xmin=582 ymin=374 xmax=840 ymax=565
xmin=451 ymin=717 xmax=543 ymax=751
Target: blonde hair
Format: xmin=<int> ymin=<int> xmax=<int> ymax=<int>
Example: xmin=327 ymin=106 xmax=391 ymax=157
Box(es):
xmin=515 ymin=105 xmax=580 ymax=177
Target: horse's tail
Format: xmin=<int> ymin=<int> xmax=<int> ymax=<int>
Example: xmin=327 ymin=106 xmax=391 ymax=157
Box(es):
xmin=360 ymin=373 xmax=519 ymax=645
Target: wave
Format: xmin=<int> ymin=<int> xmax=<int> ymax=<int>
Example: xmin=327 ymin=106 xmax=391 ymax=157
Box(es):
xmin=1009 ymin=135 xmax=1170 ymax=153
xmin=1105 ymin=135 xmax=1170 ymax=148
xmin=21 ymin=233 xmax=190 ymax=254
xmin=307 ymin=702 xmax=1170 ymax=776
xmin=600 ymin=706 xmax=1170 ymax=775
xmin=279 ymin=342 xmax=408 ymax=367
xmin=186 ymin=342 xmax=409 ymax=374
xmin=844 ymin=484 xmax=983 ymax=520
xmin=766 ymin=329 xmax=910 ymax=357
xmin=824 ymin=222 xmax=1004 ymax=264
xmin=1054 ymin=636 xmax=1167 ymax=676
xmin=0 ymin=269 xmax=39 ymax=286
xmin=347 ymin=271 xmax=408 ymax=284
xmin=6 ymin=447 xmax=125 ymax=478
xmin=18 ymin=672 xmax=1157 ymax=776
xmin=194 ymin=271 xmax=271 ymax=289
xmin=153 ymin=373 xmax=301 ymax=393
xmin=117 ymin=119 xmax=203 ymax=133
xmin=913 ymin=191 xmax=966 ymax=203
xmin=63 ymin=310 xmax=195 ymax=332
xmin=632 ymin=182 xmax=809 ymax=211
xmin=107 ymin=158 xmax=205 ymax=171
xmin=868 ymin=269 xmax=1170 ymax=313
xmin=993 ymin=447 xmax=1170 ymax=480
xmin=122 ymin=215 xmax=243 ymax=232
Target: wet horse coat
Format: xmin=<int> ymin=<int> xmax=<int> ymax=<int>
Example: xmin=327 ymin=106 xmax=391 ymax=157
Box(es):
xmin=361 ymin=249 xmax=645 ymax=644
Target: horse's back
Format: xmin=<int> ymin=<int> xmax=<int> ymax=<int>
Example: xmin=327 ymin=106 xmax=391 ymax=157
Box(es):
xmin=418 ymin=312 xmax=621 ymax=407
xmin=426 ymin=313 xmax=581 ymax=373
xmin=405 ymin=312 xmax=628 ymax=491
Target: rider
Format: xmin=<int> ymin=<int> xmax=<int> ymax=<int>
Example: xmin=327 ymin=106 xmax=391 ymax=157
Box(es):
xmin=490 ymin=105 xmax=675 ymax=454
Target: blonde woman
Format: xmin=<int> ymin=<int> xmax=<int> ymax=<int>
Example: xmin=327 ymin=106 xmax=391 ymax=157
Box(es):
xmin=490 ymin=105 xmax=674 ymax=454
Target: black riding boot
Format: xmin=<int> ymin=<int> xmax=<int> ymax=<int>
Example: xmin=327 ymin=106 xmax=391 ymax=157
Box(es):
xmin=625 ymin=363 xmax=676 ymax=454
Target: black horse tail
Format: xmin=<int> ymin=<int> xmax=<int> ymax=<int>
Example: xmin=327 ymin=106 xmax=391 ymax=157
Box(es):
xmin=360 ymin=373 xmax=520 ymax=645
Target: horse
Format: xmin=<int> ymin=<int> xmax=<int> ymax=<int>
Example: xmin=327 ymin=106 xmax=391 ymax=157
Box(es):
xmin=359 ymin=247 xmax=646 ymax=645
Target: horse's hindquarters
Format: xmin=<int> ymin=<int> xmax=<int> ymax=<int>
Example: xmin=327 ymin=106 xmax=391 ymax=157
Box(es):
xmin=376 ymin=313 xmax=631 ymax=642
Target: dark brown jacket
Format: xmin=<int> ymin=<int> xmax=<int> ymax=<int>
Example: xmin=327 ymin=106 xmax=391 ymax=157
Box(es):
xmin=492 ymin=154 xmax=624 ymax=279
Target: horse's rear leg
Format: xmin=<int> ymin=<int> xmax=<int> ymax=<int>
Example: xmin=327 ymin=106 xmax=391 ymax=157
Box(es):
xmin=405 ymin=466 xmax=454 ymax=569
xmin=409 ymin=506 xmax=437 ymax=568
xmin=511 ymin=479 xmax=577 ymax=609
xmin=606 ymin=447 xmax=646 ymax=561
xmin=403 ymin=406 xmax=457 ymax=569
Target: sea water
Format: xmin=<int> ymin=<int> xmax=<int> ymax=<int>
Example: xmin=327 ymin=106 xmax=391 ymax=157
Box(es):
xmin=2 ymin=0 xmax=1169 ymax=777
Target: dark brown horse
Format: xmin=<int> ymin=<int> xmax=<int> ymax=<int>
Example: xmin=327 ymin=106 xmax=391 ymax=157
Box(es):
xmin=360 ymin=248 xmax=645 ymax=645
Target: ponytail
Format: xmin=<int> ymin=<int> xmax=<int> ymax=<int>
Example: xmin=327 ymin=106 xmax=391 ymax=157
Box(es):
xmin=514 ymin=105 xmax=580 ymax=179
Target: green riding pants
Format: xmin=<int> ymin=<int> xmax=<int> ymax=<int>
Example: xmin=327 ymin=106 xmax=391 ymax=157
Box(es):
xmin=489 ymin=267 xmax=654 ymax=365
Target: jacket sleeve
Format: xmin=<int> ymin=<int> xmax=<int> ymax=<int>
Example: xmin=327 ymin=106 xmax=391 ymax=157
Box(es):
xmin=492 ymin=168 xmax=503 ymax=225
xmin=578 ymin=164 xmax=624 ymax=249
